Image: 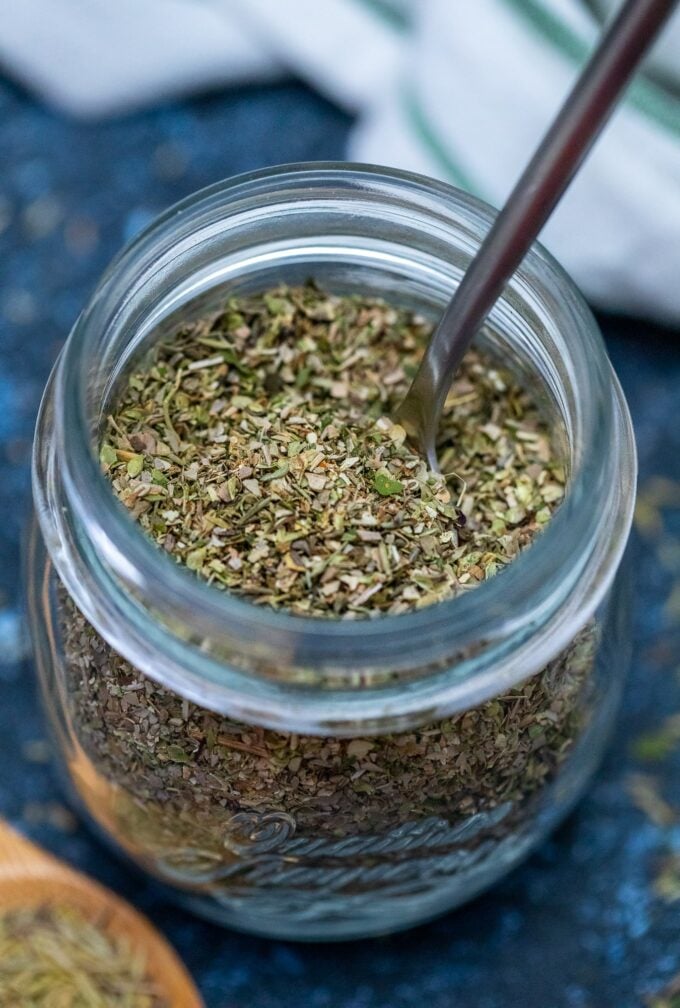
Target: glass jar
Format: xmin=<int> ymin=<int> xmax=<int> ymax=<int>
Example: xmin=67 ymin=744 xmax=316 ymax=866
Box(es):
xmin=28 ymin=164 xmax=636 ymax=941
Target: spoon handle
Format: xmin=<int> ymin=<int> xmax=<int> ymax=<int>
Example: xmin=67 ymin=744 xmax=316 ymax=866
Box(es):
xmin=398 ymin=0 xmax=677 ymax=465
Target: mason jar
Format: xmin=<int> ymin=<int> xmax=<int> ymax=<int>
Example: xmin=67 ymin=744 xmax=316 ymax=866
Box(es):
xmin=28 ymin=164 xmax=636 ymax=941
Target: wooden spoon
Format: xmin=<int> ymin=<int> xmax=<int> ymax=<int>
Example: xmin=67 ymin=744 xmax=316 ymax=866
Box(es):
xmin=0 ymin=818 xmax=203 ymax=1007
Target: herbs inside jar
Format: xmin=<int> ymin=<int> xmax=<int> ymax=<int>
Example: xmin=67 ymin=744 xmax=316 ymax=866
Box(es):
xmin=99 ymin=283 xmax=565 ymax=615
xmin=57 ymin=283 xmax=596 ymax=915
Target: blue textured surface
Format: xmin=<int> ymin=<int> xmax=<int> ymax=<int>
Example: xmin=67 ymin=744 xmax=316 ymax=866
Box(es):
xmin=1 ymin=76 xmax=679 ymax=1007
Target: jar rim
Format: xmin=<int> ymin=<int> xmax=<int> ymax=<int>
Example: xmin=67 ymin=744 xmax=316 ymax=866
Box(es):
xmin=34 ymin=162 xmax=636 ymax=731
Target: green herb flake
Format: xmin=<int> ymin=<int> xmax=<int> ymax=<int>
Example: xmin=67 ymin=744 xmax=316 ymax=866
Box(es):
xmin=126 ymin=454 xmax=144 ymax=477
xmin=632 ymin=714 xmax=680 ymax=762
xmin=186 ymin=547 xmax=207 ymax=571
xmin=99 ymin=443 xmax=118 ymax=467
xmin=373 ymin=469 xmax=404 ymax=497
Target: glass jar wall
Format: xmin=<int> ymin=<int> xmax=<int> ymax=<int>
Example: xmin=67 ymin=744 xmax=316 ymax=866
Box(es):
xmin=29 ymin=165 xmax=636 ymax=940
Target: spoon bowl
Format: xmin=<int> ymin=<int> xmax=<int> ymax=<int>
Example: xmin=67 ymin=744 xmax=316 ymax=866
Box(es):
xmin=0 ymin=818 xmax=203 ymax=1007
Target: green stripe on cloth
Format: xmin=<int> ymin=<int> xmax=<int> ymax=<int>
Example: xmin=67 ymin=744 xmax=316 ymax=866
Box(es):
xmin=351 ymin=0 xmax=409 ymax=31
xmin=504 ymin=0 xmax=680 ymax=137
xmin=401 ymin=87 xmax=481 ymax=195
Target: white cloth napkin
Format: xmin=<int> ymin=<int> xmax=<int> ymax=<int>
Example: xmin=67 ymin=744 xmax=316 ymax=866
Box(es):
xmin=2 ymin=0 xmax=679 ymax=324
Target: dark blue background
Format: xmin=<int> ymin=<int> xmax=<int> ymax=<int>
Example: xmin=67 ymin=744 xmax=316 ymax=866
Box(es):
xmin=1 ymin=77 xmax=679 ymax=1008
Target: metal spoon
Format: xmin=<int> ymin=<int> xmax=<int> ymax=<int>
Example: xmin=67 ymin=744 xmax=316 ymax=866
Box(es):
xmin=396 ymin=0 xmax=678 ymax=469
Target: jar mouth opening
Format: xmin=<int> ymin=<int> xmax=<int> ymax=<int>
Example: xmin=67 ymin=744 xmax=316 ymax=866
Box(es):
xmin=39 ymin=163 xmax=635 ymax=708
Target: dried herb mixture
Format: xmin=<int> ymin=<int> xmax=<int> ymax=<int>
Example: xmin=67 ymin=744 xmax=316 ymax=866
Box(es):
xmin=54 ymin=284 xmax=596 ymax=898
xmin=100 ymin=283 xmax=564 ymax=616
xmin=0 ymin=904 xmax=167 ymax=1007
xmin=62 ymin=607 xmax=596 ymax=842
